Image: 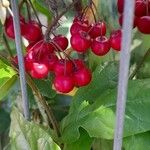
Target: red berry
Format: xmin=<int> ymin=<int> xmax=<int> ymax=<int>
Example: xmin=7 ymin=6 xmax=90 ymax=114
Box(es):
xmin=89 ymin=21 xmax=106 ymax=38
xmin=135 ymin=0 xmax=146 ymax=17
xmin=71 ymin=31 xmax=91 ymax=53
xmin=54 ymin=75 xmax=74 ymax=93
xmin=30 ymin=40 xmax=55 ymax=61
xmin=110 ymin=29 xmax=122 ymax=51
xmin=73 ymin=59 xmax=85 ymax=70
xmin=53 ymin=35 xmax=68 ymax=51
xmin=41 ymin=54 xmax=58 ymax=71
xmin=70 ymin=21 xmax=89 ymax=35
xmin=137 ymin=16 xmax=150 ymax=34
xmin=74 ymin=68 xmax=92 ymax=87
xmin=91 ymin=36 xmax=110 ymax=56
xmin=73 ymin=16 xmax=89 ymax=24
xmin=5 ymin=16 xmax=26 ymax=39
xmin=54 ymin=59 xmax=73 ymax=76
xmin=30 ymin=62 xmax=49 ymax=79
xmin=23 ymin=21 xmax=42 ymax=42
xmin=117 ymin=0 xmax=124 ymax=14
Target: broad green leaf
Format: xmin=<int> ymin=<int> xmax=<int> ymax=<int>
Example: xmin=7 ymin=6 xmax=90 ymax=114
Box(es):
xmin=9 ymin=107 xmax=61 ymax=150
xmin=31 ymin=0 xmax=52 ymax=20
xmin=123 ymin=132 xmax=150 ymax=150
xmin=61 ymin=62 xmax=150 ymax=143
xmin=64 ymin=129 xmax=93 ymax=150
xmin=33 ymin=79 xmax=56 ymax=98
xmin=0 ymin=59 xmax=17 ymax=100
xmin=92 ymin=139 xmax=113 ymax=150
xmin=0 ymin=108 xmax=10 ymax=134
xmin=61 ymin=62 xmax=118 ymax=143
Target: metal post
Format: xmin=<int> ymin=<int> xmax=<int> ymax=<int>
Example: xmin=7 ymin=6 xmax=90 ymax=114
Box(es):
xmin=113 ymin=0 xmax=135 ymax=150
xmin=11 ymin=0 xmax=30 ymax=120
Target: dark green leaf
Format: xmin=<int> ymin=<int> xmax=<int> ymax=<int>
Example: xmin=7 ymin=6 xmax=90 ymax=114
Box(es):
xmin=34 ymin=79 xmax=56 ymax=98
xmin=61 ymin=62 xmax=150 ymax=143
xmin=31 ymin=0 xmax=52 ymax=20
xmin=64 ymin=128 xmax=93 ymax=150
xmin=0 ymin=108 xmax=10 ymax=134
xmin=123 ymin=132 xmax=150 ymax=150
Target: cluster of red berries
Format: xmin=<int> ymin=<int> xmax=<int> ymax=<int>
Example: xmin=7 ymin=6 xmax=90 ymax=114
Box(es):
xmin=118 ymin=0 xmax=150 ymax=34
xmin=70 ymin=16 xmax=122 ymax=56
xmin=5 ymin=16 xmax=92 ymax=93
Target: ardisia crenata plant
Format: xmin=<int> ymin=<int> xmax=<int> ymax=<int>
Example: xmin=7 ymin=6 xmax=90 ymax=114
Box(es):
xmin=1 ymin=0 xmax=150 ymax=150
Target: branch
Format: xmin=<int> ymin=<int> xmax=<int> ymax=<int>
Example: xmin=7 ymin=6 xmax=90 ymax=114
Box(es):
xmin=129 ymin=48 xmax=150 ymax=79
xmin=44 ymin=0 xmax=80 ymax=41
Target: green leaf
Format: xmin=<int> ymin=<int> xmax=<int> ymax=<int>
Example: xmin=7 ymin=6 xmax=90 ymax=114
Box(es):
xmin=33 ymin=79 xmax=56 ymax=98
xmin=0 ymin=59 xmax=17 ymax=100
xmin=31 ymin=0 xmax=52 ymax=20
xmin=92 ymin=139 xmax=113 ymax=150
xmin=64 ymin=129 xmax=93 ymax=150
xmin=61 ymin=62 xmax=150 ymax=142
xmin=123 ymin=132 xmax=150 ymax=150
xmin=0 ymin=108 xmax=10 ymax=134
xmin=61 ymin=62 xmax=119 ymax=143
xmin=9 ymin=107 xmax=61 ymax=150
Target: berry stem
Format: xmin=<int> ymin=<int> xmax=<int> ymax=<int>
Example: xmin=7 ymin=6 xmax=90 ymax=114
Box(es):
xmin=44 ymin=0 xmax=81 ymax=41
xmin=129 ymin=48 xmax=150 ymax=79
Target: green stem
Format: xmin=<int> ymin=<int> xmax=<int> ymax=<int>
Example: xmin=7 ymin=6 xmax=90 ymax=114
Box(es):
xmin=129 ymin=48 xmax=150 ymax=79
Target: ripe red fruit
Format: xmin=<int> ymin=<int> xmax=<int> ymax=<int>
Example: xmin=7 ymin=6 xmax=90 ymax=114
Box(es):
xmin=73 ymin=59 xmax=85 ymax=70
xmin=135 ymin=0 xmax=146 ymax=17
xmin=137 ymin=16 xmax=150 ymax=34
xmin=119 ymin=14 xmax=138 ymax=28
xmin=91 ymin=36 xmax=110 ymax=56
xmin=54 ymin=75 xmax=74 ymax=93
xmin=89 ymin=21 xmax=106 ymax=38
xmin=53 ymin=35 xmax=68 ymax=51
xmin=41 ymin=54 xmax=58 ymax=71
xmin=29 ymin=40 xmax=55 ymax=60
xmin=5 ymin=16 xmax=26 ymax=39
xmin=73 ymin=16 xmax=89 ymax=24
xmin=70 ymin=21 xmax=89 ymax=35
xmin=71 ymin=31 xmax=91 ymax=53
xmin=117 ymin=0 xmax=124 ymax=13
xmin=30 ymin=62 xmax=49 ymax=79
xmin=110 ymin=29 xmax=122 ymax=51
xmin=23 ymin=21 xmax=42 ymax=42
xmin=54 ymin=59 xmax=73 ymax=76
xmin=74 ymin=68 xmax=92 ymax=87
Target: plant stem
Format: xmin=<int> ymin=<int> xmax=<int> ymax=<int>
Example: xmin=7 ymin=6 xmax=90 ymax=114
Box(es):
xmin=129 ymin=48 xmax=150 ymax=79
xmin=44 ymin=0 xmax=80 ymax=41
xmin=26 ymin=75 xmax=60 ymax=137
xmin=3 ymin=34 xmax=13 ymax=57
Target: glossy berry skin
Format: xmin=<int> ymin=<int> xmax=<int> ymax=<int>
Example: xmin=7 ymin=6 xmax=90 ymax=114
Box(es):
xmin=30 ymin=40 xmax=55 ymax=60
xmin=70 ymin=21 xmax=89 ymax=35
xmin=74 ymin=68 xmax=92 ymax=87
xmin=110 ymin=30 xmax=122 ymax=51
xmin=71 ymin=31 xmax=91 ymax=53
xmin=30 ymin=62 xmax=49 ymax=79
xmin=5 ymin=16 xmax=25 ymax=39
xmin=89 ymin=21 xmax=106 ymax=38
xmin=137 ymin=16 xmax=150 ymax=34
xmin=54 ymin=59 xmax=73 ymax=76
xmin=117 ymin=0 xmax=124 ymax=14
xmin=54 ymin=75 xmax=74 ymax=93
xmin=91 ymin=36 xmax=110 ymax=56
xmin=53 ymin=35 xmax=68 ymax=51
xmin=135 ymin=0 xmax=146 ymax=17
xmin=73 ymin=59 xmax=85 ymax=70
xmin=41 ymin=54 xmax=58 ymax=71
xmin=23 ymin=21 xmax=42 ymax=42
